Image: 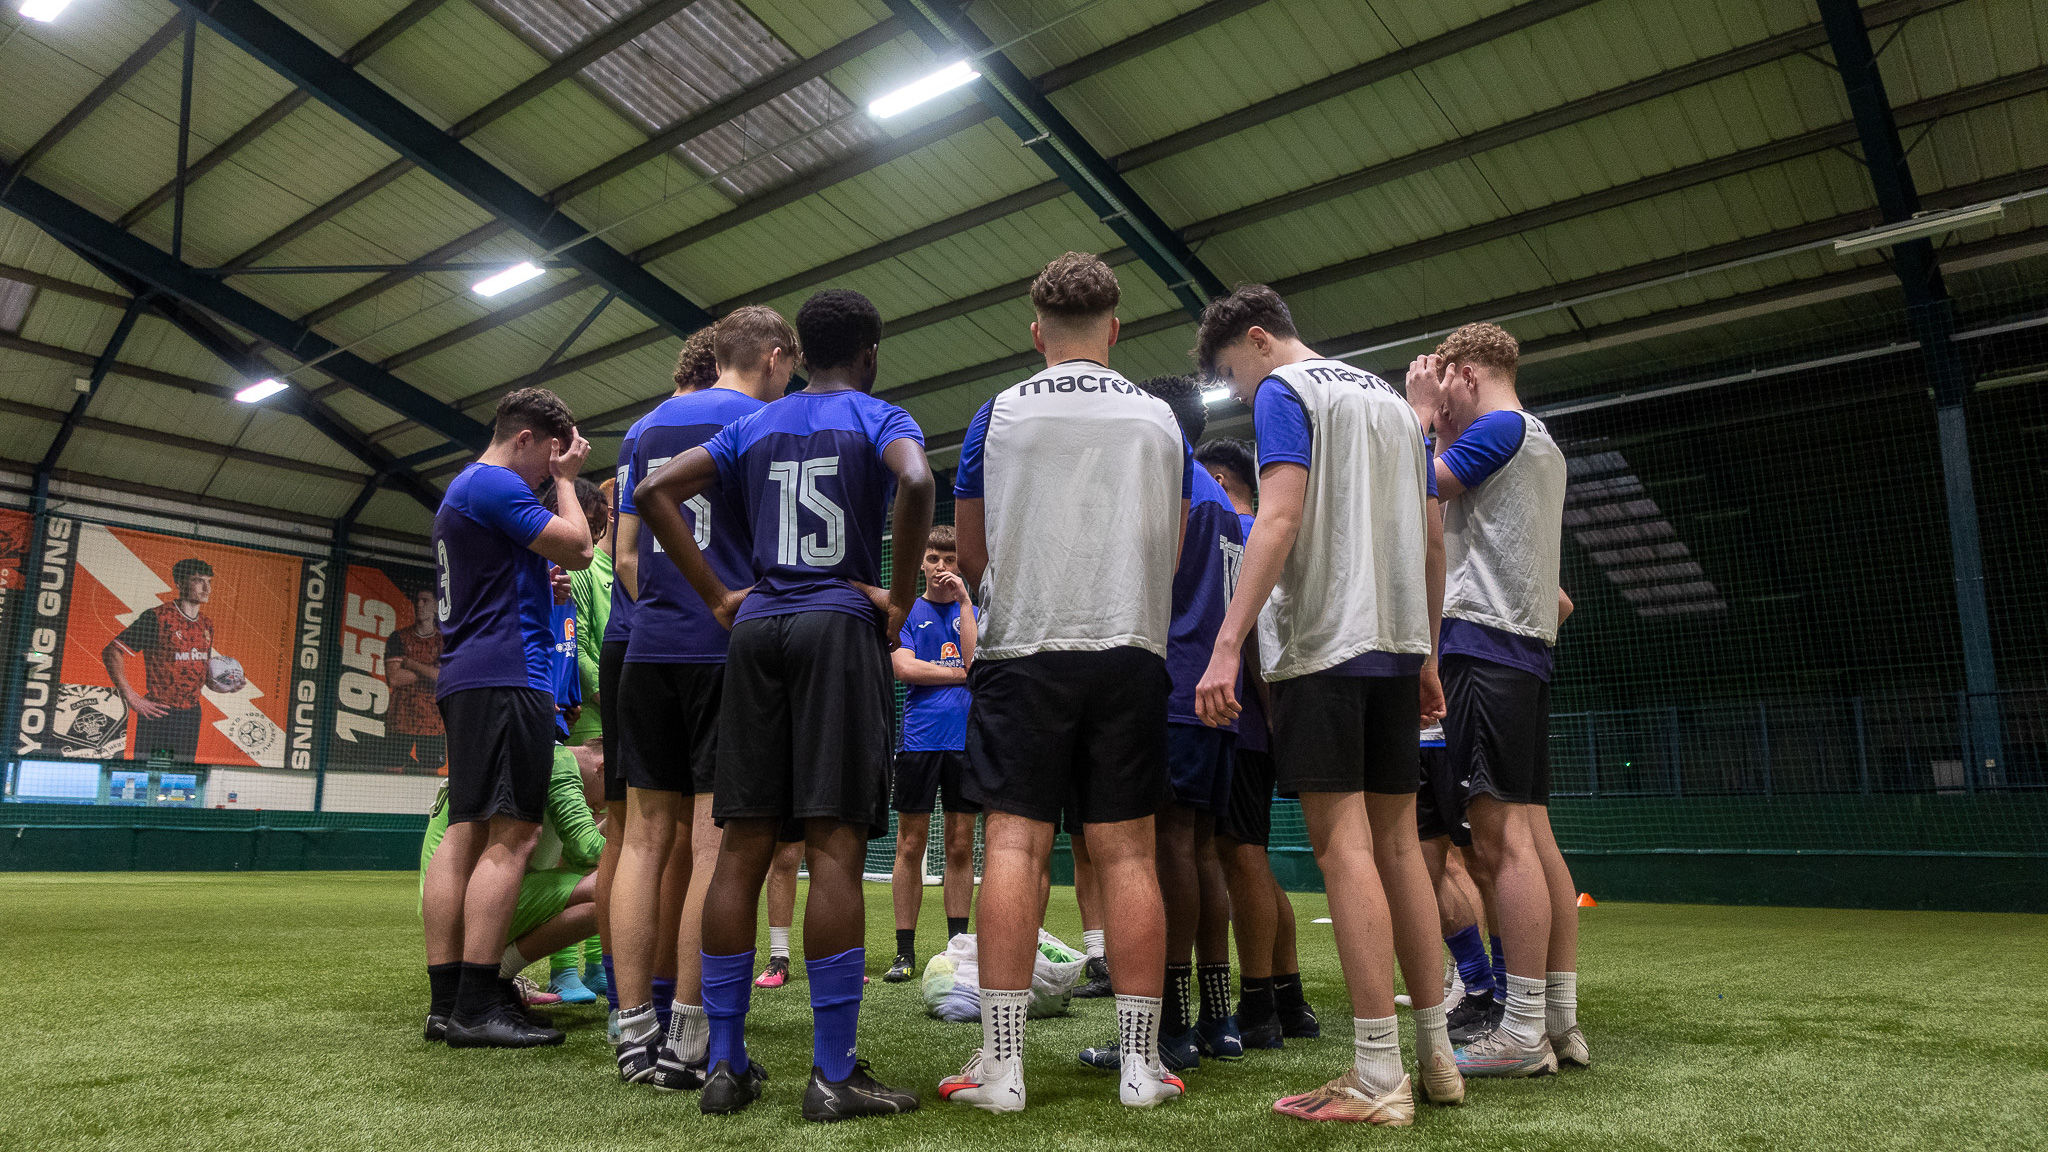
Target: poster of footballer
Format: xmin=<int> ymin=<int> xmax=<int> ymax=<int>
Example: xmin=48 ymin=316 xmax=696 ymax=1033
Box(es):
xmin=330 ymin=560 xmax=446 ymax=775
xmin=14 ymin=518 xmax=302 ymax=768
xmin=0 ymin=507 xmax=28 ymax=644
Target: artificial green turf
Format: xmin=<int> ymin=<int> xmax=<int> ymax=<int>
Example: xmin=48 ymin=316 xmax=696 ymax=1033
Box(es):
xmin=2 ymin=872 xmax=2044 ymax=1151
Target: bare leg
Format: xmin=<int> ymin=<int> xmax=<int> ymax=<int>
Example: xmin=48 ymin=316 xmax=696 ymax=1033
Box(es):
xmin=1219 ymin=836 xmax=1276 ymax=980
xmin=892 ymin=812 xmax=932 ymax=932
xmin=611 ymin=788 xmax=683 ymax=1010
xmin=942 ymin=811 xmax=978 ymax=923
xmin=700 ymin=818 xmax=780 ymax=956
xmin=1365 ymin=792 xmax=1446 ymax=1012
xmin=1468 ymin=796 xmax=1549 ymax=979
xmin=1070 ymin=830 xmax=1102 ymax=934
xmin=423 ymin=821 xmax=486 ymax=965
xmin=1192 ymin=818 xmax=1231 ymax=966
xmin=1529 ymin=806 xmax=1578 ymax=972
xmin=977 ymin=813 xmax=1058 ymax=991
xmin=1271 ymin=870 xmax=1299 ymax=975
xmin=1087 ymin=817 xmax=1166 ymax=999
xmin=1298 ymin=791 xmax=1395 ymax=1019
xmin=594 ymin=798 xmax=625 ymax=956
xmin=801 ymin=819 xmax=870 ymax=956
xmin=766 ymin=838 xmax=803 ymax=933
xmin=674 ymin=794 xmax=720 ymax=1006
xmin=654 ymin=815 xmax=692 ymax=981
xmin=1154 ymin=804 xmax=1202 ymax=970
xmin=460 ymin=815 xmax=542 ymax=966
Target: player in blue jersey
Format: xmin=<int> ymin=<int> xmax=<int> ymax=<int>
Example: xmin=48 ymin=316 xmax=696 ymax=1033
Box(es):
xmin=635 ymin=288 xmax=933 ymax=1122
xmin=1076 ymin=377 xmax=1244 ymax=1073
xmin=608 ymin=307 xmax=795 ymax=1088
xmin=1193 ymin=286 xmax=1459 ymax=1119
xmin=883 ymin=524 xmax=982 ymax=984
xmin=1406 ymin=323 xmax=1583 ymax=1077
xmin=422 ymin=387 xmax=594 ymax=1050
xmin=591 ymin=331 xmax=721 ymax=1036
xmin=1197 ymin=437 xmax=1317 ymax=1050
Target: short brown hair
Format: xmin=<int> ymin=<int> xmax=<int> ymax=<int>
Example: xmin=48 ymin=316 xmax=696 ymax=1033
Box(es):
xmin=1194 ymin=284 xmax=1297 ymax=377
xmin=713 ymin=305 xmax=797 ymax=373
xmin=924 ymin=524 xmax=957 ymax=554
xmin=672 ymin=327 xmax=718 ymax=391
xmin=1435 ymin=322 xmax=1519 ymax=379
xmin=1030 ymin=252 xmax=1119 ymax=320
xmin=493 ymin=386 xmax=574 ymax=444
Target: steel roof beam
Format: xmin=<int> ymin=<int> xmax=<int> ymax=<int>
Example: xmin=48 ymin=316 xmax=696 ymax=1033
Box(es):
xmin=176 ymin=0 xmax=713 ymax=340
xmin=303 ymin=0 xmax=1257 ymax=341
xmin=36 ymin=292 xmax=148 ymax=478
xmin=0 ymin=451 xmax=426 ymax=541
xmin=885 ymin=0 xmax=1223 ymax=315
xmin=0 ymin=171 xmax=491 ymax=451
xmin=883 ymin=164 xmax=2045 ymax=427
xmin=0 ymin=394 xmax=365 ymax=484
xmin=1 ymin=17 xmax=186 ymax=195
xmin=118 ymin=0 xmax=449 ymax=229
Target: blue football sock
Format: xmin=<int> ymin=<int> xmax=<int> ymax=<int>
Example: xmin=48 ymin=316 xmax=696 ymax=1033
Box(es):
xmin=651 ymin=976 xmax=676 ymax=1035
xmin=1447 ymin=925 xmax=1491 ymax=996
xmin=702 ymin=950 xmax=755 ymax=1073
xmin=1489 ymin=935 xmax=1507 ymax=1001
xmin=601 ymin=953 xmax=619 ymax=1012
xmin=808 ymin=947 xmax=865 ymax=1082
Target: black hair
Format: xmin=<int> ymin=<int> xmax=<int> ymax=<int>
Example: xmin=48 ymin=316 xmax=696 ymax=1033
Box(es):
xmin=540 ymin=476 xmax=607 ymax=526
xmin=1195 ymin=437 xmax=1258 ymax=494
xmin=795 ymin=289 xmax=882 ymax=373
xmin=1136 ymin=375 xmax=1206 ymax=443
xmin=1193 ymin=284 xmax=1298 ymax=377
xmin=171 ymin=558 xmax=214 ymax=585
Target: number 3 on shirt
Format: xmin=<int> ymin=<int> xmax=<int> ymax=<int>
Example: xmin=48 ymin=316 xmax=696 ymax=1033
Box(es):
xmin=768 ymin=457 xmax=845 ymax=566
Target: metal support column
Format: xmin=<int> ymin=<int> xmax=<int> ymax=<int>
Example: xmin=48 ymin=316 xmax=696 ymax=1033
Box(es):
xmin=1819 ymin=0 xmax=2001 ymax=776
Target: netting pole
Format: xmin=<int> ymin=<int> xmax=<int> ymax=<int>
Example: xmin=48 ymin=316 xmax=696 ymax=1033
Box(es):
xmin=1583 ymin=714 xmax=1598 ymax=797
xmin=1820 ymin=0 xmax=2003 ymax=777
xmin=1757 ymin=702 xmax=1773 ymax=798
xmin=1667 ymin=707 xmax=1683 ymax=798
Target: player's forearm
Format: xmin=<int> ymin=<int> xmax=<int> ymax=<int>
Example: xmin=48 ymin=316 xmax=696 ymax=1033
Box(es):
xmin=614 ymin=514 xmax=641 ymax=600
xmin=546 ymin=476 xmax=596 ymax=570
xmin=957 ymin=604 xmax=976 ymax=668
xmin=955 ymin=500 xmax=988 ymax=590
xmin=102 ymin=648 xmax=139 ymax=699
xmin=897 ymin=661 xmax=968 ymax=686
xmin=887 ymin=471 xmax=935 ymax=613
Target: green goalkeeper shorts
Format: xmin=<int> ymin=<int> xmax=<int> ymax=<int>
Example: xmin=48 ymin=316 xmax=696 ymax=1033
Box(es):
xmin=510 ymin=867 xmax=585 ymax=941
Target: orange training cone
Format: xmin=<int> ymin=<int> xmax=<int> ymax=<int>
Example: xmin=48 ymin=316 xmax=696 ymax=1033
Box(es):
xmin=1576 ymin=892 xmax=1597 ymax=907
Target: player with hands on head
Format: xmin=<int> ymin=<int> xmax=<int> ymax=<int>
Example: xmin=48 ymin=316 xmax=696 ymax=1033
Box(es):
xmin=421 ymin=387 xmax=593 ymax=1051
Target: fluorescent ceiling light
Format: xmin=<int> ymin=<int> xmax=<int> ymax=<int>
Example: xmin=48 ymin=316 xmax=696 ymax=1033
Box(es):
xmin=19 ymin=0 xmax=71 ymax=21
xmin=235 ymin=379 xmax=287 ymax=403
xmin=473 ymin=262 xmax=543 ymax=297
xmin=1201 ymin=386 xmax=1231 ymax=405
xmin=1833 ymin=202 xmax=2006 ymax=255
xmin=869 ymin=61 xmax=980 ymax=119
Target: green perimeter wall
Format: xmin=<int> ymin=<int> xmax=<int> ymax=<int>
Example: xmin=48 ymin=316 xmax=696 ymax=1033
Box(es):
xmin=5 ymin=797 xmax=2044 ymax=913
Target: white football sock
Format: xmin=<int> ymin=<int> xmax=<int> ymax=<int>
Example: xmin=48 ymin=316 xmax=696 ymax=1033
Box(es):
xmin=498 ymin=942 xmax=529 ymax=980
xmin=1083 ymin=930 xmax=1105 ymax=960
xmin=1502 ymin=974 xmax=1547 ymax=1048
xmin=1412 ymin=1001 xmax=1450 ymax=1068
xmin=1546 ymin=971 xmax=1578 ymax=1034
xmin=666 ymin=1001 xmax=708 ymax=1062
xmin=1351 ymin=1015 xmax=1404 ymax=1095
xmin=768 ymin=927 xmax=790 ymax=961
xmin=980 ymin=987 xmax=1030 ymax=1077
xmin=1115 ymin=994 xmax=1163 ymax=1071
xmin=617 ymin=1002 xmax=659 ymax=1045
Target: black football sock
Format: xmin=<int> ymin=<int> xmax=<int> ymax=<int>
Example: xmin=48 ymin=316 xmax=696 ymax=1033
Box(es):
xmin=1197 ymin=962 xmax=1233 ymax=1024
xmin=895 ymin=928 xmax=916 ymax=958
xmin=1238 ymin=976 xmax=1277 ymax=1025
xmin=428 ymin=962 xmax=461 ymax=1018
xmin=947 ymin=916 xmax=969 ymax=939
xmin=1273 ymin=971 xmax=1307 ymax=1012
xmin=1165 ymin=963 xmax=1193 ymax=1036
xmin=454 ymin=962 xmax=503 ymax=1023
